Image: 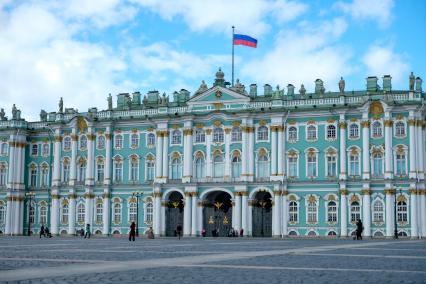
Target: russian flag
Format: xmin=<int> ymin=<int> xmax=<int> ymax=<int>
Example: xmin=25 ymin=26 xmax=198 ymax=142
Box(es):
xmin=233 ymin=34 xmax=257 ymax=48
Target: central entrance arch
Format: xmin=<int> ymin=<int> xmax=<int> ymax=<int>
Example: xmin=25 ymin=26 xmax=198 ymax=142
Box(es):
xmin=203 ymin=191 xmax=232 ymax=237
xmin=165 ymin=191 xmax=184 ymax=236
xmin=252 ymin=191 xmax=272 ymax=237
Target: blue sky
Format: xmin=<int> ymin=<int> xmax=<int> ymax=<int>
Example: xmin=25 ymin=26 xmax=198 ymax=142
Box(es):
xmin=0 ymin=0 xmax=425 ymax=120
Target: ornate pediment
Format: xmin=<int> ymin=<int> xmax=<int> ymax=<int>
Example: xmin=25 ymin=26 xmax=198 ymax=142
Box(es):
xmin=187 ymin=86 xmax=250 ymax=106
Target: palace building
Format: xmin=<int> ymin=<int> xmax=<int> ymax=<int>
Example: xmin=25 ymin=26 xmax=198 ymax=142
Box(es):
xmin=0 ymin=69 xmax=425 ymax=238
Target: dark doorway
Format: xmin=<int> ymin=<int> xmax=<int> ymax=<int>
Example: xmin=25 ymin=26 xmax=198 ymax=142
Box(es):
xmin=203 ymin=191 xmax=232 ymax=237
xmin=165 ymin=191 xmax=184 ymax=237
xmin=252 ymin=191 xmax=272 ymax=237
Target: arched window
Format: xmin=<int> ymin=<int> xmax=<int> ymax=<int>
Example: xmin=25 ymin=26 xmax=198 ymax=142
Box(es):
xmin=113 ymin=202 xmax=121 ymax=224
xmin=129 ymin=156 xmax=139 ymax=181
xmin=171 ymin=154 xmax=182 ymax=179
xmin=287 ymin=152 xmax=298 ymax=178
xmin=0 ymin=203 xmax=6 ymax=224
xmin=147 ymin=133 xmax=156 ymax=146
xmin=195 ymin=129 xmax=205 ymax=143
xmin=288 ymin=126 xmax=297 ymax=141
xmin=397 ymin=201 xmax=407 ymax=222
xmin=114 ymin=134 xmax=123 ymax=149
xmin=327 ymin=231 xmax=337 ymax=236
xmin=62 ymin=159 xmax=70 ymax=183
xmin=30 ymin=165 xmax=37 ymax=187
xmin=96 ymin=202 xmax=103 ymax=224
xmin=327 ymin=125 xmax=336 ymax=139
xmin=77 ymin=203 xmax=85 ymax=224
xmin=373 ymin=200 xmax=384 ymax=223
xmin=289 ymin=201 xmax=298 ymax=223
xmin=213 ymin=127 xmax=224 ymax=143
xmin=257 ymin=150 xmax=269 ymax=178
xmin=194 ymin=153 xmax=205 ymax=179
xmin=114 ymin=158 xmax=123 ymax=183
xmin=77 ymin=158 xmax=86 ymax=183
xmin=307 ymin=200 xmax=317 ymax=223
xmin=130 ymin=133 xmax=139 ymax=148
xmin=349 ymin=150 xmax=360 ymax=176
xmin=42 ymin=143 xmax=49 ymax=156
xmin=39 ymin=205 xmax=47 ymax=225
xmin=145 ymin=155 xmax=155 ymax=181
xmin=372 ymin=121 xmax=382 ymax=138
xmin=257 ymin=126 xmax=268 ymax=141
xmin=395 ymin=121 xmax=405 ymax=137
xmin=213 ymin=153 xmax=224 ymax=178
xmin=97 ymin=136 xmax=105 ymax=149
xmin=231 ymin=127 xmax=242 ymax=142
xmin=372 ymin=151 xmax=383 ymax=177
xmin=129 ymin=202 xmax=137 ymax=222
xmin=306 ymin=150 xmax=317 ymax=177
xmin=349 ymin=124 xmax=359 ymax=139
xmin=63 ymin=137 xmax=71 ymax=151
xmin=61 ymin=203 xmax=69 ymax=224
xmin=232 ymin=153 xmax=242 ymax=178
xmin=0 ymin=143 xmax=8 ymax=155
xmin=79 ymin=135 xmax=87 ymax=150
xmin=307 ymin=125 xmax=317 ymax=140
xmin=145 ymin=199 xmax=153 ymax=224
xmin=350 ymin=201 xmax=361 ymax=223
xmin=171 ymin=130 xmax=182 ymax=145
xmin=96 ymin=158 xmax=104 ymax=183
xmin=0 ymin=163 xmax=6 ymax=186
xmin=396 ymin=149 xmax=406 ymax=175
xmin=327 ymin=201 xmax=337 ymax=222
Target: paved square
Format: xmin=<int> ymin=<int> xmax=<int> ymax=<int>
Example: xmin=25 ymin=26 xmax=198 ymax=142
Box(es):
xmin=0 ymin=237 xmax=425 ymax=283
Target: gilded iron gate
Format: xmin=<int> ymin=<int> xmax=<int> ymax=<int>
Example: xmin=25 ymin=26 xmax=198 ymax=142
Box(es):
xmin=252 ymin=191 xmax=272 ymax=237
xmin=165 ymin=192 xmax=184 ymax=237
xmin=203 ymin=191 xmax=232 ymax=237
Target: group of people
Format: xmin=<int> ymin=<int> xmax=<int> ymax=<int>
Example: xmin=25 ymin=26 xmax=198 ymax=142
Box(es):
xmin=39 ymin=225 xmax=52 ymax=238
xmin=228 ymin=228 xmax=244 ymax=237
xmin=355 ymin=219 xmax=364 ymax=240
xmin=128 ymin=222 xmax=155 ymax=241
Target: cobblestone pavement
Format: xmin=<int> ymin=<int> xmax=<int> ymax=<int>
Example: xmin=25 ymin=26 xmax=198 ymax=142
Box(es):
xmin=0 ymin=236 xmax=425 ymax=283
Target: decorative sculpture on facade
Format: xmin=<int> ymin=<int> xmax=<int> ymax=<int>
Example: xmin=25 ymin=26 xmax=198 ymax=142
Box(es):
xmin=58 ymin=97 xmax=64 ymax=113
xmin=0 ymin=108 xmax=6 ymax=121
xmin=409 ymin=72 xmax=415 ymax=91
xmin=107 ymin=94 xmax=113 ymax=110
xmin=39 ymin=110 xmax=47 ymax=122
xmin=195 ymin=80 xmax=208 ymax=96
xmin=339 ymin=77 xmax=345 ymax=93
xmin=11 ymin=104 xmax=17 ymax=120
xmin=299 ymin=84 xmax=306 ymax=96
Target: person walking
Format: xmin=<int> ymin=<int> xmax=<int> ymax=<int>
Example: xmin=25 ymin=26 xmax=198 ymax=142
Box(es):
xmin=129 ymin=222 xmax=136 ymax=241
xmin=176 ymin=224 xmax=182 ymax=240
xmin=356 ymin=219 xmax=364 ymax=240
xmin=84 ymin=224 xmax=91 ymax=239
xmin=39 ymin=225 xmax=45 ymax=238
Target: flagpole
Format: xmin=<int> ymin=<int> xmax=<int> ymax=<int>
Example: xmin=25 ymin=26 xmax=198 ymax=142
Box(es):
xmin=232 ymin=25 xmax=235 ymax=87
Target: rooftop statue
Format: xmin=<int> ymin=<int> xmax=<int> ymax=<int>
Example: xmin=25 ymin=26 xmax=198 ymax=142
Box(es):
xmin=287 ymin=84 xmax=295 ymax=96
xmin=233 ymin=79 xmax=245 ymax=94
xmin=339 ymin=77 xmax=345 ymax=93
xmin=0 ymin=108 xmax=5 ymax=121
xmin=59 ymin=97 xmax=63 ymax=113
xmin=160 ymin=93 xmax=169 ymax=106
xmin=195 ymin=80 xmax=208 ymax=95
xmin=409 ymin=72 xmax=415 ymax=91
xmin=299 ymin=84 xmax=306 ymax=96
xmin=107 ymin=94 xmax=113 ymax=110
xmin=142 ymin=95 xmax=148 ymax=105
xmin=125 ymin=95 xmax=132 ymax=109
xmin=272 ymin=85 xmax=282 ymax=99
xmin=16 ymin=109 xmax=21 ymax=120
xmin=40 ymin=110 xmax=47 ymax=122
xmin=12 ymin=104 xmax=17 ymax=120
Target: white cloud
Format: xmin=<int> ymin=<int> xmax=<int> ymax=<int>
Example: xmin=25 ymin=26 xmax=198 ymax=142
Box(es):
xmin=241 ymin=18 xmax=353 ymax=92
xmin=335 ymin=0 xmax=394 ymax=28
xmin=362 ymin=44 xmax=409 ymax=85
xmin=131 ymin=0 xmax=308 ymax=36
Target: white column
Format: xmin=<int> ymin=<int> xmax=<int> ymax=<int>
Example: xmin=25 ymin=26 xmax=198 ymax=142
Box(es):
xmin=52 ymin=129 xmax=62 ymax=186
xmin=51 ymin=193 xmax=60 ymax=235
xmin=224 ymin=128 xmax=231 ymax=180
xmin=241 ymin=127 xmax=248 ymax=181
xmin=362 ymin=121 xmax=370 ymax=179
xmin=155 ymin=132 xmax=163 ymax=180
xmin=68 ymin=193 xmax=76 ymax=235
xmin=241 ymin=192 xmax=248 ymax=236
xmin=420 ymin=190 xmax=426 ymax=237
xmin=5 ymin=195 xmax=12 ymax=234
xmin=247 ymin=200 xmax=253 ymax=236
xmin=385 ymin=190 xmax=394 ymax=237
xmin=277 ymin=126 xmax=284 ymax=178
xmin=16 ymin=198 xmax=23 ymax=235
xmin=104 ymin=128 xmax=112 ymax=185
xmin=362 ymin=190 xmax=371 ymax=237
xmin=102 ymin=191 xmax=110 ymax=235
xmin=86 ymin=129 xmax=95 ymax=186
xmin=206 ymin=129 xmax=212 ymax=178
xmin=282 ymin=192 xmax=288 ymax=237
xmin=69 ymin=130 xmax=77 ymax=186
xmin=416 ymin=121 xmax=424 ymax=180
xmin=197 ymin=201 xmax=203 ymax=235
xmin=410 ymin=189 xmax=418 ymax=238
xmin=248 ymin=127 xmax=254 ymax=181
xmin=162 ymin=131 xmax=169 ymax=179
xmin=183 ymin=129 xmax=193 ymax=183
xmin=409 ymin=119 xmax=417 ymax=179
xmin=235 ymin=193 xmax=241 ymax=231
xmin=339 ymin=120 xmax=347 ymax=180
xmin=13 ymin=198 xmax=20 ymax=234
xmin=153 ymin=192 xmax=161 ymax=236
xmin=340 ymin=190 xmax=348 ymax=237
xmin=184 ymin=192 xmax=192 ymax=236
xmin=271 ymin=127 xmax=277 ymax=176
xmin=273 ymin=190 xmax=281 ymax=237
xmin=384 ymin=119 xmax=393 ymax=179
xmin=191 ymin=193 xmax=197 ymax=236
xmin=161 ymin=199 xmax=166 ymax=235
xmin=84 ymin=192 xmax=93 ymax=227
xmin=7 ymin=140 xmax=15 ymax=189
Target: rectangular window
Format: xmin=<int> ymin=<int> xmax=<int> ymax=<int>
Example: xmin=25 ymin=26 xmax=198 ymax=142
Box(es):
xmin=326 ymin=156 xmax=336 ymax=177
xmin=30 ymin=168 xmax=37 ymax=187
xmin=307 ymin=155 xmax=317 ymax=177
xmin=288 ymin=157 xmax=298 ymax=177
xmin=31 ymin=144 xmax=38 ymax=156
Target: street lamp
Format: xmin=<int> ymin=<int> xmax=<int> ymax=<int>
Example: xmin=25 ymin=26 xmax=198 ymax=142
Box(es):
xmin=394 ymin=188 xmax=403 ymax=239
xmin=132 ymin=191 xmax=143 ymax=237
xmin=26 ymin=191 xmax=35 ymax=236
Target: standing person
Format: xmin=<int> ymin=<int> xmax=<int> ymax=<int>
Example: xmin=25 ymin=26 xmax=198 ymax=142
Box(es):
xmin=356 ymin=219 xmax=364 ymax=240
xmin=129 ymin=222 xmax=136 ymax=241
xmin=176 ymin=224 xmax=182 ymax=240
xmin=239 ymin=228 xmax=244 ymax=237
xmin=146 ymin=227 xmax=155 ymax=239
xmin=84 ymin=224 xmax=91 ymax=239
xmin=39 ymin=225 xmax=45 ymax=238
